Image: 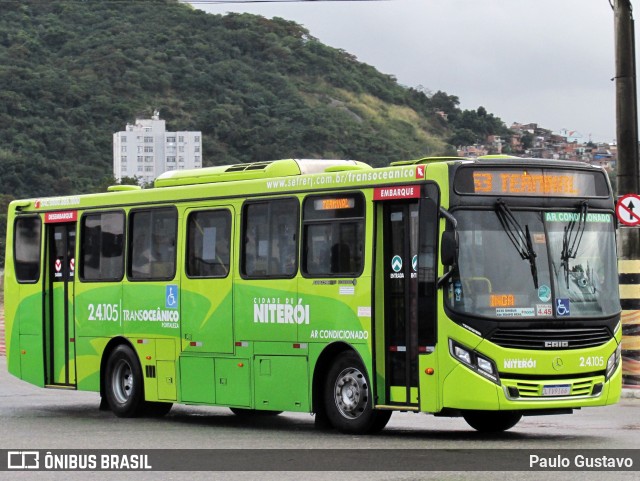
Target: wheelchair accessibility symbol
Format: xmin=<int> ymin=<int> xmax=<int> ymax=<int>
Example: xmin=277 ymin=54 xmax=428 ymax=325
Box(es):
xmin=556 ymin=298 xmax=570 ymax=317
xmin=166 ymin=284 xmax=178 ymax=309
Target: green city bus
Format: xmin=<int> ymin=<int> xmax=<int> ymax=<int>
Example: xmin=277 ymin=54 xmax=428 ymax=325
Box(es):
xmin=3 ymin=156 xmax=622 ymax=433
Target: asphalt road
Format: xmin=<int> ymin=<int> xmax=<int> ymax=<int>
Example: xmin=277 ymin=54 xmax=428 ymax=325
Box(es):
xmin=1 ymin=356 xmax=639 ymax=481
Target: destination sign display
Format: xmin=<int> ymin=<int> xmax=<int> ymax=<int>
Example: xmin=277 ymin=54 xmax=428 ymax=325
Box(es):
xmin=454 ymin=167 xmax=608 ymax=198
xmin=304 ymin=193 xmax=364 ymax=221
xmin=314 ymin=197 xmax=355 ymax=211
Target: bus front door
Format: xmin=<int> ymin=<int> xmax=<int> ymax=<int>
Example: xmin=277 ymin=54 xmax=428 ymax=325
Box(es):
xmin=377 ymin=200 xmax=420 ymax=408
xmin=45 ymin=222 xmax=76 ymax=387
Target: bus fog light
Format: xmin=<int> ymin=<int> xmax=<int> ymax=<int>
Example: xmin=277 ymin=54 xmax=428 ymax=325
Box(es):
xmin=591 ymin=383 xmax=603 ymax=396
xmin=477 ymin=357 xmax=493 ymax=374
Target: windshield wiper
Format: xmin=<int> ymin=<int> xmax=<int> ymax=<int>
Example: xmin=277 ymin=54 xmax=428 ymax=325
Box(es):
xmin=495 ymin=199 xmax=539 ymax=289
xmin=561 ymin=201 xmax=589 ymax=289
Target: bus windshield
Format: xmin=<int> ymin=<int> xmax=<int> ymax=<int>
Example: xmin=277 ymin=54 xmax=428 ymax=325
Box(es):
xmin=446 ymin=208 xmax=620 ymax=319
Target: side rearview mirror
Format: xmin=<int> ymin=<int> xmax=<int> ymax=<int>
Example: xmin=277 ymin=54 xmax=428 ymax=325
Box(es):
xmin=440 ymin=230 xmax=458 ymax=267
xmin=437 ymin=207 xmax=459 ymax=288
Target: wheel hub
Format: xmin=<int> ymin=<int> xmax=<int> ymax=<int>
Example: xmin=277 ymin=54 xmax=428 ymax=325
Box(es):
xmin=334 ymin=367 xmax=368 ymax=419
xmin=111 ymin=359 xmax=133 ymax=404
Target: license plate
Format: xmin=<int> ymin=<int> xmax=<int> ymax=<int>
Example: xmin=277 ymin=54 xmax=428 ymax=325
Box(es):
xmin=542 ymin=384 xmax=571 ymax=396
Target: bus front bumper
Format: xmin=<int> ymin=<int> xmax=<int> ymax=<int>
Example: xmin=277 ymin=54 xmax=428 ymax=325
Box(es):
xmin=441 ymin=362 xmax=622 ymax=412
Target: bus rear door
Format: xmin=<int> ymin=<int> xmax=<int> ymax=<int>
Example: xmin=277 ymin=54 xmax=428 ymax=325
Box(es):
xmin=179 ymin=206 xmax=235 ymax=405
xmin=44 ymin=214 xmax=77 ymax=387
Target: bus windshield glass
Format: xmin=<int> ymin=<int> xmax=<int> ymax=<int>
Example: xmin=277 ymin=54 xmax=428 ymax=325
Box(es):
xmin=446 ymin=209 xmax=620 ymax=319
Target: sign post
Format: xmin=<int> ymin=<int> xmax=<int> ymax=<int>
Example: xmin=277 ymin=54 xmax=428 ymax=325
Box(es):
xmin=616 ymin=193 xmax=640 ymax=389
xmin=613 ymin=0 xmax=640 ymax=389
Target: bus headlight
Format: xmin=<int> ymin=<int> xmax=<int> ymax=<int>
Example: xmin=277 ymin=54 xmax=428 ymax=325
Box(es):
xmin=453 ymin=345 xmax=471 ymax=364
xmin=477 ymin=357 xmax=494 ymax=375
xmin=606 ymin=343 xmax=622 ymax=381
xmin=449 ymin=339 xmax=500 ymax=385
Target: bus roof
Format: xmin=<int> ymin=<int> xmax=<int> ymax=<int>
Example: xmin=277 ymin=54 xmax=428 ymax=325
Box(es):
xmin=10 ymin=157 xmax=607 ymax=214
xmin=153 ymin=158 xmax=370 ymax=188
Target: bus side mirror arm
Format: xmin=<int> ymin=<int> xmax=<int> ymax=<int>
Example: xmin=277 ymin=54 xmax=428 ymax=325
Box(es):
xmin=437 ymin=266 xmax=454 ymax=288
xmin=437 ymin=207 xmax=458 ymax=289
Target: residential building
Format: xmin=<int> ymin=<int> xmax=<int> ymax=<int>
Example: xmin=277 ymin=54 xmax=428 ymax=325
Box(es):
xmin=453 ymin=119 xmax=617 ymax=172
xmin=113 ymin=111 xmax=202 ymax=184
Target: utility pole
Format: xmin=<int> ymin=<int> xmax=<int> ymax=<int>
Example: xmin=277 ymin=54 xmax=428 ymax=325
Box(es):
xmin=614 ymin=0 xmax=640 ymax=255
xmin=613 ymin=0 xmax=640 ymax=388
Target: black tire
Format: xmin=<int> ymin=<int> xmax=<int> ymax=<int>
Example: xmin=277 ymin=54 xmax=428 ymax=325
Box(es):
xmin=313 ymin=407 xmax=332 ymax=430
xmin=323 ymin=351 xmax=391 ymax=434
xmin=230 ymin=408 xmax=282 ymax=417
xmin=462 ymin=410 xmax=522 ymax=432
xmin=144 ymin=401 xmax=173 ymax=417
xmin=104 ymin=344 xmax=145 ymax=418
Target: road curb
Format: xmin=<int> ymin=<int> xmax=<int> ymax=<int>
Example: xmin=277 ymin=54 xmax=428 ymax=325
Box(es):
xmin=621 ymin=388 xmax=640 ymax=399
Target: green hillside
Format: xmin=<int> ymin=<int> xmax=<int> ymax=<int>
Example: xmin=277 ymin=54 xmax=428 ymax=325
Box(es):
xmin=0 ymin=0 xmax=514 ymax=203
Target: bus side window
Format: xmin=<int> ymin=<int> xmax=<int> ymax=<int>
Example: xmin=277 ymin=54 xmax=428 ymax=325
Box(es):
xmin=330 ymin=242 xmax=351 ymax=274
xmin=241 ymin=198 xmax=299 ymax=278
xmin=128 ymin=208 xmax=177 ymax=280
xmin=80 ymin=211 xmax=124 ymax=282
xmin=302 ymin=193 xmax=364 ymax=278
xmin=186 ymin=210 xmax=231 ymax=278
xmin=14 ymin=216 xmax=42 ymax=283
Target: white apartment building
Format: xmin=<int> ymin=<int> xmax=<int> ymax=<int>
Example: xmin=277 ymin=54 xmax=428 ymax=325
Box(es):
xmin=113 ymin=111 xmax=202 ymax=184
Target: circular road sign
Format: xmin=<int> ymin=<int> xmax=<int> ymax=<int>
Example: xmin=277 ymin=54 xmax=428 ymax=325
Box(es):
xmin=616 ymin=194 xmax=640 ymax=227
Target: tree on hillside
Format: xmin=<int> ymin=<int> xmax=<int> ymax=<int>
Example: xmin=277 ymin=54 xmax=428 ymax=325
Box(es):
xmin=0 ymin=0 xmax=509 ymax=201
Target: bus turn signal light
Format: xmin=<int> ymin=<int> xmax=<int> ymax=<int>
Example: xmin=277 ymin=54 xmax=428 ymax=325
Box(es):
xmin=425 ymin=368 xmax=435 ymax=375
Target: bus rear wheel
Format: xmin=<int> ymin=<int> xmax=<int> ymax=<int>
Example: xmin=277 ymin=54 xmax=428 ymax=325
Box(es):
xmin=324 ymin=351 xmax=391 ymax=434
xmin=105 ymin=344 xmax=145 ymax=418
xmin=462 ymin=410 xmax=522 ymax=432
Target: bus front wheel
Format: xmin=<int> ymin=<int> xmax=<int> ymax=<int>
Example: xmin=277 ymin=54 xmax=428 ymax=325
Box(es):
xmin=324 ymin=351 xmax=391 ymax=434
xmin=145 ymin=401 xmax=173 ymax=417
xmin=105 ymin=344 xmax=145 ymax=418
xmin=462 ymin=410 xmax=522 ymax=432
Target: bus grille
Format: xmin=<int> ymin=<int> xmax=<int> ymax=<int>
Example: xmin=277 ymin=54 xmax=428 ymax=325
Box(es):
xmin=504 ymin=379 xmax=596 ymax=398
xmin=489 ymin=327 xmax=612 ymax=350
